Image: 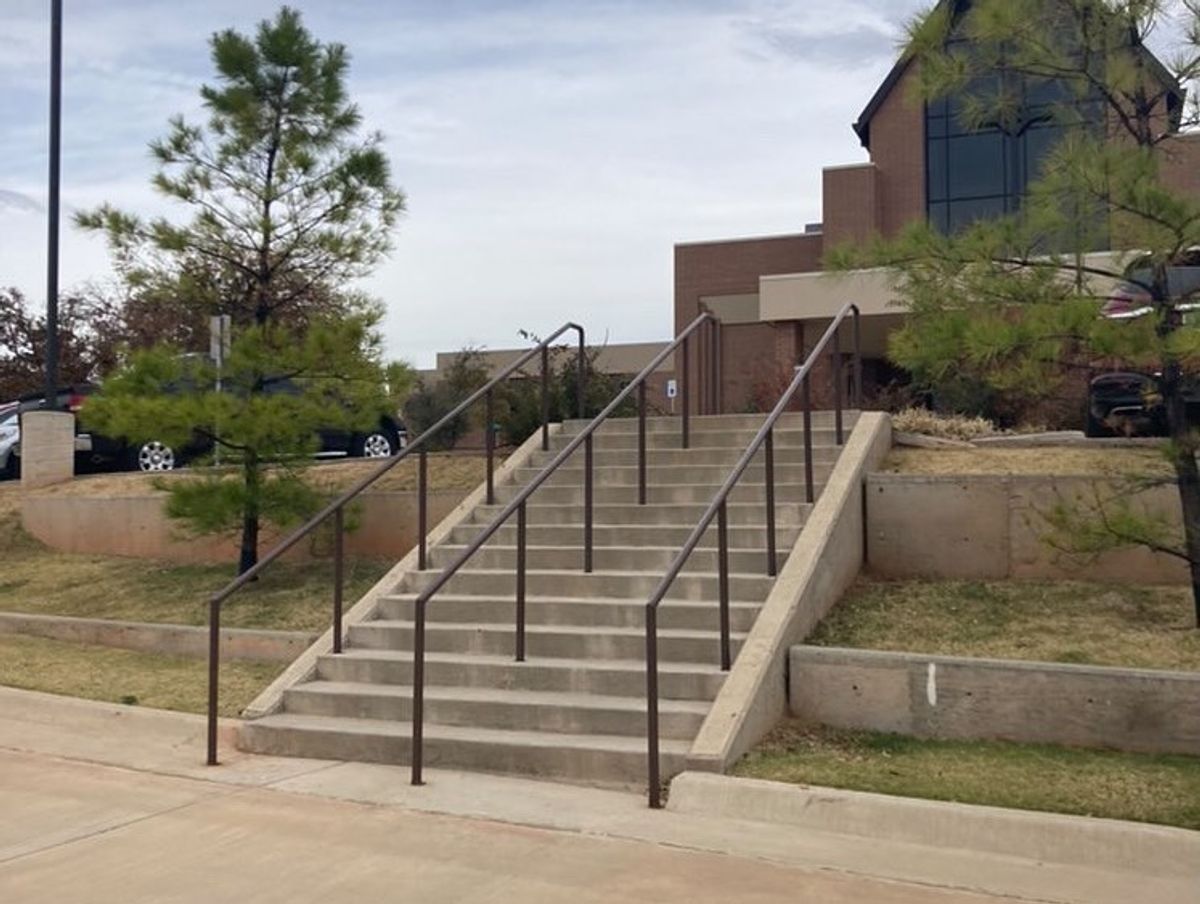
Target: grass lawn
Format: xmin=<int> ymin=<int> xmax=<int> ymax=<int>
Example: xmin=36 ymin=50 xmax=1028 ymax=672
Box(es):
xmin=883 ymin=445 xmax=1171 ymax=477
xmin=0 ymin=634 xmax=282 ymax=717
xmin=735 ymin=722 xmax=1200 ymax=830
xmin=811 ymin=578 xmax=1200 ymax=672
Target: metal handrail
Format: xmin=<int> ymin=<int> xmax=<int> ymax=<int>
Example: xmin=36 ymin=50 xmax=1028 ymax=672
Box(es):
xmin=641 ymin=302 xmax=861 ymax=808
xmin=406 ymin=311 xmax=718 ymax=785
xmin=204 ymin=321 xmax=586 ymax=766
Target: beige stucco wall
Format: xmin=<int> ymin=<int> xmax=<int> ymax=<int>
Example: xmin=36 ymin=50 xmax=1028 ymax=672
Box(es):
xmin=21 ymin=490 xmax=466 ymax=564
xmin=866 ymin=473 xmax=1187 ymax=584
xmin=20 ymin=412 xmax=75 ymax=490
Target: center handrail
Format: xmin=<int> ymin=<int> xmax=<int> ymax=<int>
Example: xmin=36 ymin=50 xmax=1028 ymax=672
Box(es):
xmin=205 ymin=321 xmax=586 ymax=766
xmin=641 ymin=301 xmax=861 ymax=807
xmin=406 ymin=311 xmax=718 ymax=786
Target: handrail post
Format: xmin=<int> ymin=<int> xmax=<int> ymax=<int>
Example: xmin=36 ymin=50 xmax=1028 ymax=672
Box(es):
xmin=681 ymin=335 xmax=690 ymax=449
xmin=584 ymin=433 xmax=594 ymax=573
xmin=765 ymin=428 xmax=777 ymax=578
xmin=717 ymin=501 xmax=731 ymax=671
xmin=832 ymin=326 xmax=844 ymax=446
xmin=206 ymin=597 xmax=220 ymax=766
xmin=709 ymin=319 xmax=719 ymax=415
xmin=577 ymin=330 xmax=587 ymax=419
xmin=645 ymin=605 xmax=662 ymax=809
xmin=333 ymin=507 xmax=344 ymax=654
xmin=411 ymin=596 xmax=426 ymax=786
xmin=714 ymin=320 xmax=723 ymax=414
xmin=516 ymin=501 xmax=527 ymax=662
xmin=486 ymin=389 xmax=495 ymax=505
xmin=637 ymin=382 xmax=647 ymax=506
xmin=418 ymin=450 xmax=428 ymax=570
xmin=803 ymin=374 xmax=815 ymax=504
xmin=541 ymin=344 xmax=551 ymax=452
xmin=853 ymin=307 xmax=863 ymax=407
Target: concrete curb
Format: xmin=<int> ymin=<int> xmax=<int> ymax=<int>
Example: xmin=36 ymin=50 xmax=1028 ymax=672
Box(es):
xmin=666 ymin=771 xmax=1200 ymax=880
xmin=0 ymin=611 xmax=316 ymax=662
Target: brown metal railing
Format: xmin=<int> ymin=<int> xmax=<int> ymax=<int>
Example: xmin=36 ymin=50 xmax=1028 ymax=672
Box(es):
xmin=204 ymin=322 xmax=586 ymax=766
xmin=641 ymin=302 xmax=861 ymax=808
xmin=407 ymin=312 xmax=718 ymax=785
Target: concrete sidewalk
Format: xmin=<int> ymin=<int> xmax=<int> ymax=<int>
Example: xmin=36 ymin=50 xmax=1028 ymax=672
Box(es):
xmin=0 ymin=687 xmax=1194 ymax=904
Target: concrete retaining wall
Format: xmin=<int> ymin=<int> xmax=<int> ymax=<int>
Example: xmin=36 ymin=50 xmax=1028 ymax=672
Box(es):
xmin=866 ymin=473 xmax=1187 ymax=585
xmin=686 ymin=412 xmax=893 ymax=774
xmin=21 ymin=490 xmax=465 ymax=564
xmin=790 ymin=646 xmax=1200 ymax=755
xmin=0 ymin=611 xmax=315 ymax=662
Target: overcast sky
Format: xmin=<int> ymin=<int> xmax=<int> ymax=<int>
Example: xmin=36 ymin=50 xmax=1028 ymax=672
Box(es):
xmin=0 ymin=0 xmax=925 ymax=367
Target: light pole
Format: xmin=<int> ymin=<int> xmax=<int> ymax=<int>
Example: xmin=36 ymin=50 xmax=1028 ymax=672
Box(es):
xmin=44 ymin=0 xmax=63 ymax=407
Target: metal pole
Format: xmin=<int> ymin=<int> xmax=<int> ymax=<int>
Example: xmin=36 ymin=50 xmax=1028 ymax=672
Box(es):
xmin=645 ymin=606 xmax=661 ymax=809
xmin=516 ymin=501 xmax=527 ymax=662
xmin=584 ymin=433 xmax=594 ymax=573
xmin=717 ymin=502 xmax=731 ymax=671
xmin=577 ymin=331 xmax=587 ymax=420
xmin=206 ymin=598 xmax=220 ymax=766
xmin=637 ymin=382 xmax=647 ymax=506
xmin=411 ymin=598 xmax=426 ymax=786
xmin=803 ymin=376 xmax=815 ymax=504
xmin=765 ymin=428 xmax=777 ymax=578
xmin=44 ymin=0 xmax=63 ymax=408
xmin=541 ymin=345 xmax=550 ymax=452
xmin=832 ymin=327 xmax=844 ymax=446
xmin=714 ymin=320 xmax=723 ymax=414
xmin=681 ymin=336 xmax=690 ymax=449
xmin=853 ymin=308 xmax=863 ymax=408
xmin=333 ymin=507 xmax=344 ymax=654
xmin=485 ymin=390 xmax=495 ymax=505
xmin=418 ymin=450 xmax=428 ymax=570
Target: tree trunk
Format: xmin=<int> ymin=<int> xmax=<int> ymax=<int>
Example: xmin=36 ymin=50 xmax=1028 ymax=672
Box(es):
xmin=1163 ymin=365 xmax=1200 ymax=627
xmin=238 ymin=451 xmax=261 ymax=576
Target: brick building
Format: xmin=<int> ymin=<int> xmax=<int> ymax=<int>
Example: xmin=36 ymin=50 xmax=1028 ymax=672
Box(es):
xmin=676 ymin=0 xmax=1200 ymax=414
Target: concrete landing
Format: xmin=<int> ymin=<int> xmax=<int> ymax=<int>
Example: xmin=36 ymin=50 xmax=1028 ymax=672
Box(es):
xmin=0 ymin=688 xmax=1193 ymax=904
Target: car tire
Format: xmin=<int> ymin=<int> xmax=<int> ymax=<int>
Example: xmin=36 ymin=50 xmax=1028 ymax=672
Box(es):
xmin=1084 ymin=411 xmax=1109 ymax=439
xmin=352 ymin=429 xmax=398 ymax=459
xmin=0 ymin=455 xmax=17 ymax=481
xmin=131 ymin=440 xmax=178 ymax=472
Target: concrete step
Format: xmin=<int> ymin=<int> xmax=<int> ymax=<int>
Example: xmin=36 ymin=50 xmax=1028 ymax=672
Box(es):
xmin=494 ymin=480 xmax=826 ymax=507
xmin=446 ymin=522 xmax=802 ymax=552
xmin=427 ymin=544 xmax=784 ymax=576
xmin=511 ymin=461 xmax=836 ymax=487
xmin=526 ymin=445 xmax=843 ymax=468
xmin=314 ymin=649 xmax=726 ymax=701
xmin=560 ymin=411 xmax=859 ymax=435
xmin=239 ymin=713 xmax=689 ymax=785
xmin=348 ymin=620 xmax=743 ymax=664
xmin=398 ymin=567 xmax=775 ymax=603
xmin=469 ymin=500 xmax=809 ymax=527
xmin=282 ymin=682 xmax=708 ymax=740
xmin=377 ymin=593 xmax=762 ymax=633
xmin=547 ymin=426 xmax=845 ymax=451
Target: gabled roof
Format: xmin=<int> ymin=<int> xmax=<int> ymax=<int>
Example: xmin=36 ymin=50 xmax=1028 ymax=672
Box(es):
xmin=852 ymin=0 xmax=1185 ymax=149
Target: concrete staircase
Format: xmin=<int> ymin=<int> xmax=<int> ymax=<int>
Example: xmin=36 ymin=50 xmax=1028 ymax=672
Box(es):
xmin=240 ymin=411 xmax=852 ymax=787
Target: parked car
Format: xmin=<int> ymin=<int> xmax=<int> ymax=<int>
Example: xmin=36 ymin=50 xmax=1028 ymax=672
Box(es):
xmin=0 ymin=385 xmax=96 ymax=480
xmin=1086 ymin=252 xmax=1200 ymax=438
xmin=79 ymin=374 xmax=407 ymax=473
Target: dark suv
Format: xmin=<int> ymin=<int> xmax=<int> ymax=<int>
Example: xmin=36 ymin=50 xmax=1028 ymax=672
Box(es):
xmin=1086 ymin=252 xmax=1200 ymax=438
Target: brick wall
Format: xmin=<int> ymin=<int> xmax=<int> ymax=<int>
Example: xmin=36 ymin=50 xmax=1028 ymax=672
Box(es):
xmin=867 ymin=65 xmax=926 ymax=239
xmin=822 ymin=165 xmax=880 ymax=249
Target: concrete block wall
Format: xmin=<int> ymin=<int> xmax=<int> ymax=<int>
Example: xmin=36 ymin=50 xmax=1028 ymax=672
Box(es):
xmin=790 ymin=646 xmax=1200 ymax=756
xmin=19 ymin=412 xmax=75 ymax=489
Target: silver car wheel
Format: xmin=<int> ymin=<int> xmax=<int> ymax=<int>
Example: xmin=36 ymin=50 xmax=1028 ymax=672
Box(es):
xmin=138 ymin=441 xmax=176 ymax=472
xmin=362 ymin=432 xmax=394 ymax=458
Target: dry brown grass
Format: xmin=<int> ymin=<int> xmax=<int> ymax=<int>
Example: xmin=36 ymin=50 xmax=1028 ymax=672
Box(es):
xmin=735 ymin=722 xmax=1200 ymax=830
xmin=813 ymin=578 xmax=1200 ymax=671
xmin=883 ymin=446 xmax=1172 ymax=477
xmin=0 ymin=634 xmax=281 ymax=717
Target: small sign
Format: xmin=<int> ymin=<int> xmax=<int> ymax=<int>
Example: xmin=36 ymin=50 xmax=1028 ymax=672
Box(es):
xmin=666 ymin=379 xmax=678 ymax=399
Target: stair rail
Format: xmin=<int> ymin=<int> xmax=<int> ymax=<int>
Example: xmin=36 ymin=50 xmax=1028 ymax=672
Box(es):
xmin=407 ymin=311 xmax=719 ymax=786
xmin=204 ymin=322 xmax=586 ymax=766
xmin=641 ymin=302 xmax=861 ymax=808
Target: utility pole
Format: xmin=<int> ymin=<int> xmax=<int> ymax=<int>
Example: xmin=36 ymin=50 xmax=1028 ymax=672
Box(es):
xmin=44 ymin=0 xmax=63 ymax=408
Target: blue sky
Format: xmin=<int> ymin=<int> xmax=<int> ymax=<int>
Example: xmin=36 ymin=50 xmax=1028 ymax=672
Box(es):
xmin=0 ymin=0 xmax=924 ymax=366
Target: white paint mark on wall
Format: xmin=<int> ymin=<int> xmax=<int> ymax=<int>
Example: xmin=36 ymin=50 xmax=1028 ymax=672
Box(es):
xmin=926 ymin=662 xmax=938 ymax=707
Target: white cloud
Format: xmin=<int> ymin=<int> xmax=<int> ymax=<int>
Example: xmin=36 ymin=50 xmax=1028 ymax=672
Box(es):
xmin=0 ymin=0 xmax=926 ymax=365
